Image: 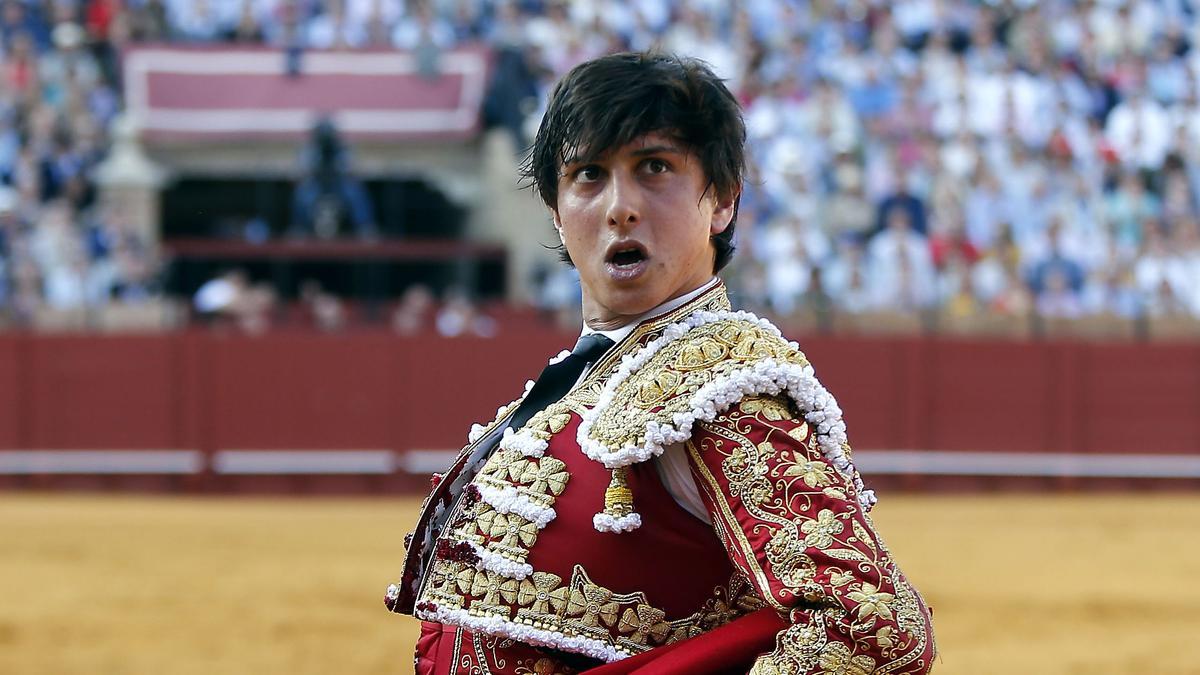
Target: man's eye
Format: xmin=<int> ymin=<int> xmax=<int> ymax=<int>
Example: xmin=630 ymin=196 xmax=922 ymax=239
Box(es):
xmin=645 ymin=159 xmax=669 ymax=174
xmin=574 ymin=166 xmax=601 ymax=182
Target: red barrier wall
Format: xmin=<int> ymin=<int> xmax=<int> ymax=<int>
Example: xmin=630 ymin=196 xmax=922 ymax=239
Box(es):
xmin=4 ymin=331 xmax=1199 ymax=457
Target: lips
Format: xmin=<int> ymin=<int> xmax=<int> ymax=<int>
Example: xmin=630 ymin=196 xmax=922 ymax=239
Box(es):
xmin=604 ymin=240 xmax=649 ymax=281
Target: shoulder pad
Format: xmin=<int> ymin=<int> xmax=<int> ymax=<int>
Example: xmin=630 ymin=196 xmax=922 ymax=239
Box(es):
xmin=578 ymin=311 xmax=808 ymax=467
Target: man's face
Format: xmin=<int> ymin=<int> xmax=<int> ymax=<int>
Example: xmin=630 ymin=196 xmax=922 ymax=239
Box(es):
xmin=553 ymin=132 xmax=736 ymax=329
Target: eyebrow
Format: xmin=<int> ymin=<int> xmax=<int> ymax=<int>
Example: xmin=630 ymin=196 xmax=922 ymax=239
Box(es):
xmin=630 ymin=145 xmax=682 ymax=157
xmin=562 ymin=144 xmax=683 ymax=167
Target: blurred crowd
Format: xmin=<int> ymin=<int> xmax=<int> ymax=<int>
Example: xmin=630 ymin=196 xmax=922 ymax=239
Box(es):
xmin=489 ymin=0 xmax=1200 ymax=326
xmin=5 ymin=0 xmax=1200 ymax=333
xmin=0 ymin=0 xmax=161 ymax=328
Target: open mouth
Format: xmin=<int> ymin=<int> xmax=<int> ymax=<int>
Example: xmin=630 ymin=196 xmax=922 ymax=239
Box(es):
xmin=609 ymin=247 xmax=647 ymax=267
xmin=604 ymin=242 xmax=649 ymax=281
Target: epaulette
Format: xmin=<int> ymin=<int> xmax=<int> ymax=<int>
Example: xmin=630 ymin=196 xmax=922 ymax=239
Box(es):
xmin=574 ymin=310 xmax=873 ymax=532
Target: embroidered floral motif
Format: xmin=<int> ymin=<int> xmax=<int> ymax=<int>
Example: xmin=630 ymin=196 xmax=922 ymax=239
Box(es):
xmin=749 ymin=614 xmax=828 ymax=675
xmin=416 ymin=565 xmax=763 ymax=663
xmin=516 ymin=572 xmax=566 ymax=615
xmin=801 ymin=509 xmax=845 ymax=549
xmin=691 ymin=398 xmax=933 ymax=674
xmin=846 ymin=582 xmax=895 ymax=623
xmin=565 ymin=584 xmax=620 ymax=629
xmin=576 ymin=311 xmax=876 ymax=514
xmin=617 ymin=605 xmax=670 ymax=645
xmin=479 ymin=509 xmax=540 ymax=549
xmin=818 ymin=642 xmax=877 ymax=675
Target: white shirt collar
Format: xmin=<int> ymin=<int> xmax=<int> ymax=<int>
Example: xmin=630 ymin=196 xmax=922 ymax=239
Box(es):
xmin=579 ymin=277 xmax=719 ymax=345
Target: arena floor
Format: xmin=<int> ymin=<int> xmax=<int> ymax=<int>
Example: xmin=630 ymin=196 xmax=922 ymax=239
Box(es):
xmin=1 ymin=493 xmax=1196 ymax=675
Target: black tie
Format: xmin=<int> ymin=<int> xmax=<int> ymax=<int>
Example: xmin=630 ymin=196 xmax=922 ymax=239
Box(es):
xmin=506 ymin=333 xmax=615 ymax=433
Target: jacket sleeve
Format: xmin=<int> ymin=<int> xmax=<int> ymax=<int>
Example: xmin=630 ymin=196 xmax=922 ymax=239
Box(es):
xmin=684 ymin=395 xmax=936 ymax=675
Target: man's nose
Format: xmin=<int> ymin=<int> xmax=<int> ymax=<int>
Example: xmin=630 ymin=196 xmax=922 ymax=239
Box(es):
xmin=604 ymin=172 xmax=640 ymax=229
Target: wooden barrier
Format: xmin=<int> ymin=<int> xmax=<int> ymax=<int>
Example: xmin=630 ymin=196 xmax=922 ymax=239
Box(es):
xmin=2 ymin=330 xmax=1198 ymax=491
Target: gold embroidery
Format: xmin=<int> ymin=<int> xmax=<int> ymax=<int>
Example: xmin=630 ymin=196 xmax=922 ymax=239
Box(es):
xmin=750 ymin=613 xmax=828 ymax=675
xmin=617 ymin=605 xmax=670 ymax=645
xmin=694 ymin=396 xmax=933 ymax=674
xmin=601 ymin=467 xmax=635 ymax=518
xmin=514 ymin=657 xmax=578 ymax=675
xmin=845 ymin=582 xmax=895 ymax=623
xmin=478 ymin=509 xmax=539 ymax=549
xmin=565 ymin=583 xmax=620 ymax=630
xmin=516 ymin=572 xmax=565 ymax=615
xmin=427 ymin=563 xmax=763 ymax=658
xmin=469 ymin=571 xmax=520 ymax=610
xmin=800 ymin=509 xmax=845 ymax=549
xmin=818 ymin=642 xmax=876 ymax=675
xmin=687 ymin=435 xmax=787 ymax=612
xmin=413 ymin=286 xmax=754 ymax=667
xmin=459 ymin=449 xmax=575 ymax=566
xmin=586 ymin=319 xmax=809 ymax=457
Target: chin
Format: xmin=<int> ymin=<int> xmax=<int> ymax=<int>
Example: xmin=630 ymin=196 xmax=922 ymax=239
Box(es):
xmin=600 ymin=287 xmax=664 ymax=317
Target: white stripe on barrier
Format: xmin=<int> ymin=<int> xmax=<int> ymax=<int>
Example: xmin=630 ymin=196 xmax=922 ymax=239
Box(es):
xmin=853 ymin=450 xmax=1200 ymax=478
xmin=212 ymin=450 xmax=396 ymax=475
xmin=0 ymin=449 xmax=1196 ymax=478
xmin=0 ymin=451 xmax=203 ymax=474
xmin=398 ymin=449 xmax=1200 ymax=479
xmin=399 ymin=450 xmax=463 ymax=474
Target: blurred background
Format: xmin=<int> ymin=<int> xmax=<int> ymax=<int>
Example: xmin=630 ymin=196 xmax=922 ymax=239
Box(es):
xmin=1 ymin=0 xmax=1199 ymax=673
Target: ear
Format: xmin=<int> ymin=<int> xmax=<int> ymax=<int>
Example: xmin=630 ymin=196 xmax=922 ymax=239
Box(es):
xmin=551 ymin=209 xmax=565 ymax=240
xmin=709 ymin=188 xmax=739 ymax=235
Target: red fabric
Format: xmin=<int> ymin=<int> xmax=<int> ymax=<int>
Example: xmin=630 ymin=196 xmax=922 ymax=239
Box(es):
xmin=683 ymin=399 xmax=937 ymax=673
xmin=525 ymin=416 xmax=738 ymax=618
xmin=930 ymin=235 xmax=980 ymax=268
xmin=85 ymin=0 xmax=117 ymax=37
xmin=585 ymin=608 xmax=785 ymax=674
xmin=414 ymin=621 xmax=448 ymax=675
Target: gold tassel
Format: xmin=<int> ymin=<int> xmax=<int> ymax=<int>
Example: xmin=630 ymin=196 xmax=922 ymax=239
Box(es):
xmin=602 ymin=467 xmax=635 ymax=517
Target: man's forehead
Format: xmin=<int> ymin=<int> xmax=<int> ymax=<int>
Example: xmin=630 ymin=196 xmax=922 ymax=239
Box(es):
xmin=561 ymin=131 xmax=688 ymax=165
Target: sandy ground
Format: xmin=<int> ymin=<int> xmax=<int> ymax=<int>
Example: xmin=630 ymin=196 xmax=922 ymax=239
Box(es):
xmin=1 ymin=493 xmax=1197 ymax=675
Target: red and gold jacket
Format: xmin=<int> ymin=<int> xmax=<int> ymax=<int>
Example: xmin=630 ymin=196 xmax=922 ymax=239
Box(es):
xmin=386 ymin=284 xmax=936 ymax=674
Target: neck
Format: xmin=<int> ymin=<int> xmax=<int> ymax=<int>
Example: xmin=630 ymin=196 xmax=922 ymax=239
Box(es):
xmin=583 ymin=310 xmax=636 ymax=332
xmin=582 ymin=278 xmax=718 ymax=333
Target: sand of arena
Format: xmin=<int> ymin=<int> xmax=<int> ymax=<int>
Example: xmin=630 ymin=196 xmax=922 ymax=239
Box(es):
xmin=0 ymin=493 xmax=1196 ymax=674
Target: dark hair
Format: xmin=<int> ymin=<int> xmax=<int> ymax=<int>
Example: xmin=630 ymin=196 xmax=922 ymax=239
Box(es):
xmin=522 ymin=52 xmax=746 ymax=273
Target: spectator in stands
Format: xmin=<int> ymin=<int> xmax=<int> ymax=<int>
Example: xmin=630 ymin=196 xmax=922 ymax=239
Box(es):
xmin=391 ymin=283 xmax=435 ymax=336
xmin=392 ymin=0 xmax=455 ymax=70
xmin=1028 ymin=219 xmax=1086 ymax=299
xmin=868 ymin=206 xmax=937 ymax=310
xmin=1036 ymin=266 xmax=1085 ymax=319
xmin=482 ymin=46 xmax=541 ymax=148
xmin=756 ymin=209 xmax=830 ymax=315
xmin=108 ymin=236 xmax=161 ymax=303
xmin=434 ymin=286 xmax=495 ymax=338
xmin=4 ymin=0 xmax=1200 ymax=336
xmin=1134 ymin=221 xmax=1191 ymax=314
xmin=0 ymin=1 xmax=49 ymax=50
xmin=1105 ymin=171 xmax=1160 ymax=253
xmin=193 ymin=267 xmax=249 ymax=319
xmin=289 ymin=117 xmax=377 ymax=239
xmin=874 ymin=162 xmax=928 ymax=236
xmin=824 ymin=241 xmax=875 ymax=314
xmin=299 ymin=278 xmax=345 ymax=331
xmin=797 ymin=265 xmax=835 ymax=330
xmin=193 ymin=267 xmax=277 ymax=333
xmin=307 ymin=0 xmax=368 ymax=50
xmin=821 ymin=158 xmax=875 ymax=242
xmin=1081 ymin=262 xmax=1141 ymax=319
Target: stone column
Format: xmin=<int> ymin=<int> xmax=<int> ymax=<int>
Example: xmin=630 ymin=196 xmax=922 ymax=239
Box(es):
xmin=93 ymin=113 xmax=169 ymax=248
xmin=471 ymin=128 xmax=554 ymax=304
